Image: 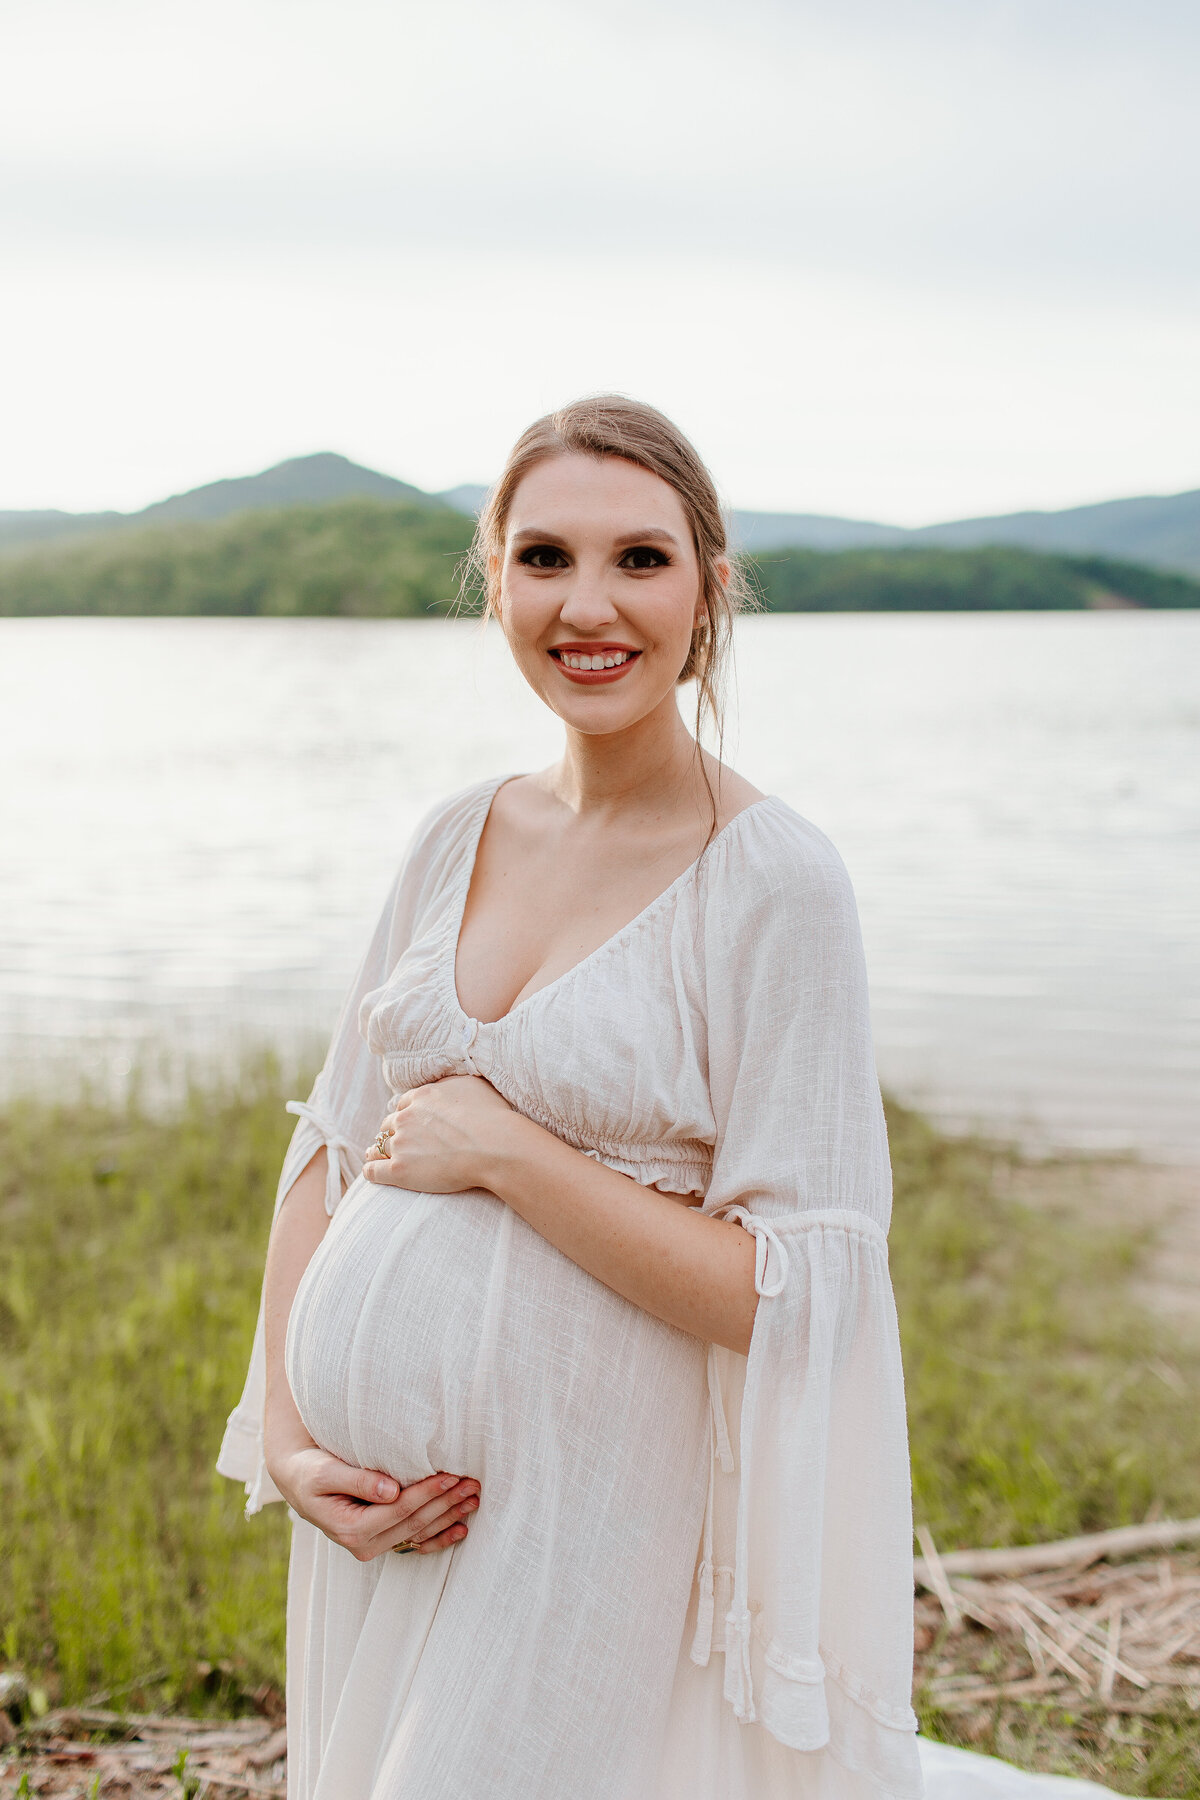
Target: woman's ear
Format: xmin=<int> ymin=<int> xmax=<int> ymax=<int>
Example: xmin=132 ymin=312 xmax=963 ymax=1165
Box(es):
xmin=487 ymin=553 xmax=502 ymax=619
xmin=695 ymin=559 xmax=730 ymax=626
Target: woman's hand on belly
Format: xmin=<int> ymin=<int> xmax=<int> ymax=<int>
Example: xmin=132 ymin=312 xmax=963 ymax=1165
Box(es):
xmin=364 ymin=1075 xmax=517 ymax=1195
xmin=271 ymin=1440 xmax=481 ymax=1560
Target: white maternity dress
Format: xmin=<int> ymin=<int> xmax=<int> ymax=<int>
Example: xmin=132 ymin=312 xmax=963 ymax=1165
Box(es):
xmin=219 ymin=777 xmax=925 ymax=1800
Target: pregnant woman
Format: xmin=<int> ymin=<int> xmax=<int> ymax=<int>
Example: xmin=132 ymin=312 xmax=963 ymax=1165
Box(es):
xmin=218 ymin=396 xmax=923 ymax=1799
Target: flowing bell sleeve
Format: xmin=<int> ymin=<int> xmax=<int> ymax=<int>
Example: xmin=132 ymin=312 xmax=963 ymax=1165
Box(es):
xmin=215 ymin=824 xmax=437 ymax=1514
xmin=695 ymin=812 xmax=922 ymax=1798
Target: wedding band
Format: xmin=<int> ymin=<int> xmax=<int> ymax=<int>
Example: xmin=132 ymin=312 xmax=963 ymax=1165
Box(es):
xmin=393 ymin=1539 xmax=417 ymax=1554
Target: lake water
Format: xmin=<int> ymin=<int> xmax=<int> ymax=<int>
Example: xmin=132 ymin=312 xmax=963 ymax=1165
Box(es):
xmin=2 ymin=613 xmax=1197 ymax=1160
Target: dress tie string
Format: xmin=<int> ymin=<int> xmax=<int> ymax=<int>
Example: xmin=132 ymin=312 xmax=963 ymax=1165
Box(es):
xmin=698 ymin=1205 xmax=794 ymax=1720
xmin=716 ymin=1205 xmax=789 ymax=1297
xmin=707 ymin=1343 xmax=735 ymax=1474
xmin=690 ymin=1342 xmax=737 ymax=1668
xmin=285 ymin=1101 xmax=362 ymax=1214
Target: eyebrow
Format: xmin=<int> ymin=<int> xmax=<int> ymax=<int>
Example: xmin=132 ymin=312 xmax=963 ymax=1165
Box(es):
xmin=509 ymin=526 xmax=682 ymax=550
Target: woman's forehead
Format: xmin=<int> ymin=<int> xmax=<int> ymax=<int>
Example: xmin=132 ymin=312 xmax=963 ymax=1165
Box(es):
xmin=507 ymin=452 xmax=690 ymax=537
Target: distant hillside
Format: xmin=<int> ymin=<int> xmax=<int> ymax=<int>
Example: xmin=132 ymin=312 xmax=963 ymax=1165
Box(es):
xmin=910 ymin=488 xmax=1200 ymax=573
xmin=6 ymin=451 xmax=1200 ymax=578
xmin=748 ymin=544 xmax=1200 ymax=613
xmin=0 ymin=507 xmax=124 ymax=552
xmin=0 ymin=453 xmax=456 ymax=555
xmin=139 ymin=452 xmax=436 ymax=525
xmin=0 ymin=498 xmax=475 ymax=619
xmin=734 ymin=487 xmax=1200 ymax=577
xmin=732 ymin=510 xmax=904 ymax=553
xmin=436 ymin=483 xmax=490 ymax=516
xmin=1 ymin=498 xmax=1196 ymax=619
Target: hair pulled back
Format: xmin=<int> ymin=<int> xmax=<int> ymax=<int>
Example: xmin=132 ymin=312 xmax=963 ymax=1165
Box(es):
xmin=466 ymin=395 xmax=748 ymax=743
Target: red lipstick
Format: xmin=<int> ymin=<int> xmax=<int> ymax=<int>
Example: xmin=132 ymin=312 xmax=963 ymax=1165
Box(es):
xmin=549 ymin=643 xmax=642 ymax=686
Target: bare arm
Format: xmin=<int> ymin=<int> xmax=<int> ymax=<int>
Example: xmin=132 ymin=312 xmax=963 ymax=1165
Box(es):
xmin=486 ymin=1120 xmax=758 ymax=1354
xmin=262 ymin=1148 xmax=334 ymax=1477
xmin=367 ymin=1082 xmax=760 ymax=1356
xmin=262 ymin=1148 xmax=480 ymax=1557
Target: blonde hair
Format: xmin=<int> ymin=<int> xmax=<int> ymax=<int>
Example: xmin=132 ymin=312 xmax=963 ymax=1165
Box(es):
xmin=466 ymin=395 xmax=749 ymax=744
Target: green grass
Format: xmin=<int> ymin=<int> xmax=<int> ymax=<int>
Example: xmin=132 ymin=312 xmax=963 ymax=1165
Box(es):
xmin=889 ymin=1106 xmax=1200 ymax=1549
xmin=0 ymin=1062 xmax=296 ymax=1710
xmin=1 ymin=1073 xmax=1198 ymax=1777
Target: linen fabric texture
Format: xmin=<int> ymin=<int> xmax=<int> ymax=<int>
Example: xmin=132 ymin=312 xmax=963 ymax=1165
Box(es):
xmin=218 ymin=777 xmax=923 ymax=1800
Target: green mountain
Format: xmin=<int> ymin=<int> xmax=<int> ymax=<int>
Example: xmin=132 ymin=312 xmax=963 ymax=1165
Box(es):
xmin=735 ymin=489 xmax=1200 ymax=577
xmin=0 ymin=497 xmax=1195 ymax=618
xmin=137 ymin=451 xmax=437 ymax=524
xmin=0 ymin=498 xmax=476 ymax=619
xmin=0 ymin=453 xmax=460 ymax=555
xmin=748 ymin=544 xmax=1200 ymax=613
xmin=907 ymin=488 xmax=1200 ymax=574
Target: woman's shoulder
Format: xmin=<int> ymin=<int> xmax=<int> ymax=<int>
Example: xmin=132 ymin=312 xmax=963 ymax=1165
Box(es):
xmin=706 ymin=793 xmax=859 ymax=924
xmin=398 ymin=775 xmax=504 ymax=867
xmin=385 ymin=775 xmax=507 ymax=912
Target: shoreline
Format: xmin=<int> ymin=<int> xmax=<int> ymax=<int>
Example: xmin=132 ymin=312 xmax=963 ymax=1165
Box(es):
xmin=2 ymin=1076 xmax=1199 ymax=1794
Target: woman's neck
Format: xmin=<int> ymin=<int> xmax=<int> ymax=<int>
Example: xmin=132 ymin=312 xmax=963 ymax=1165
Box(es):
xmin=547 ymin=694 xmax=708 ymax=825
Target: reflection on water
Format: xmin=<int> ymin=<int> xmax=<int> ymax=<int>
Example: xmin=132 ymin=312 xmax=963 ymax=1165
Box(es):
xmin=2 ymin=613 xmax=1197 ymax=1159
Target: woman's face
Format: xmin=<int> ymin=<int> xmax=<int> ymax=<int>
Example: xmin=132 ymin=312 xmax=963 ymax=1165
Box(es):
xmin=495 ymin=452 xmax=708 ymax=736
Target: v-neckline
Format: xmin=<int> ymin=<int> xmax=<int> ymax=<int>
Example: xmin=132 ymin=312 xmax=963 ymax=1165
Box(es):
xmin=446 ymin=774 xmax=778 ymax=1030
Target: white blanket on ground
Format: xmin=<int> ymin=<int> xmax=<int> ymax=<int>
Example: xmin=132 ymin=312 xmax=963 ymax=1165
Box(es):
xmin=918 ymin=1738 xmax=1133 ymax=1798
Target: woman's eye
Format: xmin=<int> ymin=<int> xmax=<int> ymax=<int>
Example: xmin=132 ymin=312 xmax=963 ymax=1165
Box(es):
xmin=619 ymin=546 xmax=669 ymax=571
xmin=517 ymin=546 xmax=568 ymax=571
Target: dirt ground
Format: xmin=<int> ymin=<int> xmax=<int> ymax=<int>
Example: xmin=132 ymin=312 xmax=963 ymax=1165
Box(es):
xmin=0 ymin=1709 xmax=286 ymax=1798
xmin=1000 ymin=1156 xmax=1200 ymax=1341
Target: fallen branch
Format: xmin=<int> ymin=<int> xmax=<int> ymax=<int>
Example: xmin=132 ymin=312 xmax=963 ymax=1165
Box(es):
xmin=915 ymin=1525 xmax=963 ymax=1631
xmin=914 ymin=1517 xmax=1200 ymax=1584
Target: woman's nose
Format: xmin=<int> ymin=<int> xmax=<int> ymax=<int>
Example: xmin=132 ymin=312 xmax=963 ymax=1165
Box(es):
xmin=558 ymin=575 xmax=619 ymax=630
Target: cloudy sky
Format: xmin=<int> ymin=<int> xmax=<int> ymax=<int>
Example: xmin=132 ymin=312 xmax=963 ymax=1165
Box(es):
xmin=3 ymin=0 xmax=1198 ymax=522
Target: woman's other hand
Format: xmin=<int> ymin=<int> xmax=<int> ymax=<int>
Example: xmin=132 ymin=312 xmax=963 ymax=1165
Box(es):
xmin=364 ymin=1076 xmax=522 ymax=1195
xmin=271 ymin=1441 xmax=480 ymax=1559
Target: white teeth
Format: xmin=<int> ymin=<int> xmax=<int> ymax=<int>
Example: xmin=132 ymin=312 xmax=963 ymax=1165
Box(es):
xmin=557 ymin=649 xmax=633 ymax=670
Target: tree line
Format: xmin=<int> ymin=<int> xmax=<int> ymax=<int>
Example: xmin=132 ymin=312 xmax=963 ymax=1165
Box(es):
xmin=0 ymin=496 xmax=1195 ymax=617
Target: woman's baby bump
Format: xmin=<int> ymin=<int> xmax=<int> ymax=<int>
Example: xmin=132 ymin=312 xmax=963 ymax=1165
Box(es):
xmin=285 ymin=1176 xmax=709 ymax=1513
xmin=285 ymin=1180 xmax=507 ymax=1483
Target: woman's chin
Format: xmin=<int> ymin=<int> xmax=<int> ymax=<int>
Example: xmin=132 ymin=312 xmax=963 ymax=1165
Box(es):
xmin=526 ymin=672 xmax=683 ymax=736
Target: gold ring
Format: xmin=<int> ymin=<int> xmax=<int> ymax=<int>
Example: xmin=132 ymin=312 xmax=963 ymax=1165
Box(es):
xmin=393 ymin=1539 xmax=417 ymax=1554
xmin=372 ymin=1130 xmax=392 ymax=1159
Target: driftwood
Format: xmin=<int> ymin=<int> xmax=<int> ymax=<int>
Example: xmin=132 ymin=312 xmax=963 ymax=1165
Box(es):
xmin=914 ymin=1515 xmax=1200 ymax=1584
xmin=914 ymin=1518 xmax=1200 ymax=1721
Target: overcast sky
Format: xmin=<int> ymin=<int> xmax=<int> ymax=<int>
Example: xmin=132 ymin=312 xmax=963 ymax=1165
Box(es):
xmin=3 ymin=0 xmax=1198 ymax=522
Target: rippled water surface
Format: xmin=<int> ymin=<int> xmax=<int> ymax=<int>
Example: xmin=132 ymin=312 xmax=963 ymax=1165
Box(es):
xmin=3 ymin=613 xmax=1197 ymax=1158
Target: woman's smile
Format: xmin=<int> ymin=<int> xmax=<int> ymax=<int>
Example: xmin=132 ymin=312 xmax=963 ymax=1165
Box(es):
xmin=549 ymin=642 xmax=642 ymax=684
